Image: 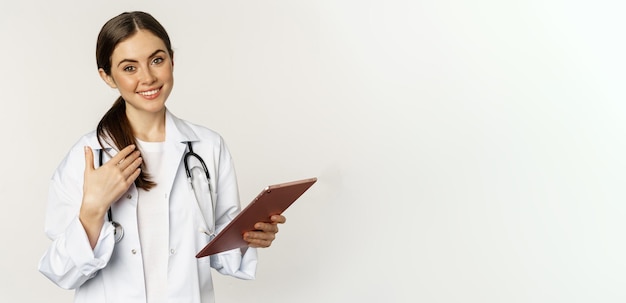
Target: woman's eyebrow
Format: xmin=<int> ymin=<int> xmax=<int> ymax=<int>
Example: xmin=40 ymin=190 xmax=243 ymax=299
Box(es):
xmin=116 ymin=49 xmax=166 ymax=67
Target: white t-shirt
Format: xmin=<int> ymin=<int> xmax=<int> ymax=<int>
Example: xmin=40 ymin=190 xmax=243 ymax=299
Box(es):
xmin=136 ymin=139 xmax=168 ymax=303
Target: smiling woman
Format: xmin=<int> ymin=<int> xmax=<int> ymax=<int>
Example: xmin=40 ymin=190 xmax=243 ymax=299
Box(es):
xmin=37 ymin=11 xmax=287 ymax=303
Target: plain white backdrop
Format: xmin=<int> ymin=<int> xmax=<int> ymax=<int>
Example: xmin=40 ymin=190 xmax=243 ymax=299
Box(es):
xmin=1 ymin=0 xmax=625 ymax=302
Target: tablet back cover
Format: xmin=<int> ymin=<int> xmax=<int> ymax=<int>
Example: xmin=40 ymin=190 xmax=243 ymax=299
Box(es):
xmin=196 ymin=177 xmax=317 ymax=258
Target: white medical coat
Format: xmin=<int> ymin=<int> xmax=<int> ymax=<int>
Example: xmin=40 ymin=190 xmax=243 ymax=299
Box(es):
xmin=38 ymin=110 xmax=257 ymax=303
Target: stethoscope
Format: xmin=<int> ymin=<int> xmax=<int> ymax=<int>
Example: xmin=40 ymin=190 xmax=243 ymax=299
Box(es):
xmin=99 ymin=142 xmax=216 ymax=243
xmin=183 ymin=141 xmax=217 ymax=238
xmin=98 ymin=150 xmax=125 ymax=243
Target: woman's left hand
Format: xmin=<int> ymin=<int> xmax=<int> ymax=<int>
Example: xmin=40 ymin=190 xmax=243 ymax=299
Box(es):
xmin=243 ymin=215 xmax=287 ymax=248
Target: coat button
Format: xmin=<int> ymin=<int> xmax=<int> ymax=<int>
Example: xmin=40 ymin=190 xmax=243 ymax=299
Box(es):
xmin=127 ymin=194 xmax=132 ymax=199
xmin=131 ymin=249 xmax=137 ymax=254
xmin=170 ymin=249 xmax=176 ymax=255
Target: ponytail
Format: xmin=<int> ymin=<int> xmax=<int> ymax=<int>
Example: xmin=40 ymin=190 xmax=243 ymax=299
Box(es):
xmin=97 ymin=97 xmax=155 ymax=190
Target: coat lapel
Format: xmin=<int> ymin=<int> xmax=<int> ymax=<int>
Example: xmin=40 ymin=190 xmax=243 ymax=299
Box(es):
xmin=160 ymin=109 xmax=199 ymax=196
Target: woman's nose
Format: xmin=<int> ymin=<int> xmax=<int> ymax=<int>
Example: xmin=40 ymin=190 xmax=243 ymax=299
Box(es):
xmin=140 ymin=67 xmax=157 ymax=84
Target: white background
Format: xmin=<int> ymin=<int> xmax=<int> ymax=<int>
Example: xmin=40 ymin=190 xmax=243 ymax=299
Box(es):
xmin=1 ymin=0 xmax=625 ymax=302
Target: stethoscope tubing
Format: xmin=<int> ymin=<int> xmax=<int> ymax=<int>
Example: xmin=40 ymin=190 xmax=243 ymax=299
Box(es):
xmin=98 ymin=142 xmax=213 ymax=243
xmin=184 ymin=142 xmax=210 ymax=181
xmin=184 ymin=141 xmax=216 ymax=237
xmin=99 ymin=149 xmax=124 ymax=243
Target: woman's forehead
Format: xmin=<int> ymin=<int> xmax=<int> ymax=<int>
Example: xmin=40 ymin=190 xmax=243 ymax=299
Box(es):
xmin=111 ymin=30 xmax=168 ymax=63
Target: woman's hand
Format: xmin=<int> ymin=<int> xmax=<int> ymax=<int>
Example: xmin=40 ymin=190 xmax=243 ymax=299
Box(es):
xmin=243 ymin=215 xmax=287 ymax=248
xmin=80 ymin=145 xmax=143 ymax=248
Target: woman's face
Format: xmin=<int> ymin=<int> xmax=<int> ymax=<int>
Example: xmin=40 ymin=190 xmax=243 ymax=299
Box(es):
xmin=100 ymin=29 xmax=174 ymax=117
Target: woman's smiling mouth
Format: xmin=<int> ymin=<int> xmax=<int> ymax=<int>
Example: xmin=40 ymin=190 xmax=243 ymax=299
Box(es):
xmin=137 ymin=87 xmax=161 ymax=99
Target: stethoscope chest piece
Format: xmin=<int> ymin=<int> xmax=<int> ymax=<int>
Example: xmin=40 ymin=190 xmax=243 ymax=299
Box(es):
xmin=111 ymin=221 xmax=124 ymax=243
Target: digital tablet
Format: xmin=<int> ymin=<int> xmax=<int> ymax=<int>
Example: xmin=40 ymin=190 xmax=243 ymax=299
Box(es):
xmin=196 ymin=177 xmax=317 ymax=258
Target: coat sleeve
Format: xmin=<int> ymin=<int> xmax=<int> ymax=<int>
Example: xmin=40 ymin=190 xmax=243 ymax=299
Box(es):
xmin=210 ymin=247 xmax=258 ymax=280
xmin=208 ymin=136 xmax=258 ymax=279
xmin=38 ymin=144 xmax=116 ymax=290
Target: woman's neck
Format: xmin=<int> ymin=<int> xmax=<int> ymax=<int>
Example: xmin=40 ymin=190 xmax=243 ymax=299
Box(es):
xmin=127 ymin=109 xmax=166 ymax=142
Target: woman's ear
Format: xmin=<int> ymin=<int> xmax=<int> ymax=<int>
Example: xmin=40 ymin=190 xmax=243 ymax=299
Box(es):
xmin=98 ymin=68 xmax=117 ymax=89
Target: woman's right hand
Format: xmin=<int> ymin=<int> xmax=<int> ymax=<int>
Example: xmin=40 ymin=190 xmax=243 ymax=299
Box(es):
xmin=79 ymin=145 xmax=142 ymax=248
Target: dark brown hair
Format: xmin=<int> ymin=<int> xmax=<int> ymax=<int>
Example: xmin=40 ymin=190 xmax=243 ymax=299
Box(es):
xmin=95 ymin=11 xmax=174 ymax=190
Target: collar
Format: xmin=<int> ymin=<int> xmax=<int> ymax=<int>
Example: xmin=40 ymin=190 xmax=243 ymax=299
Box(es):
xmin=86 ymin=108 xmax=199 ymax=150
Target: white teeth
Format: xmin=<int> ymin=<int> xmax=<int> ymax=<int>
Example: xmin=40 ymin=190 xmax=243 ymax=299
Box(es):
xmin=138 ymin=89 xmax=159 ymax=96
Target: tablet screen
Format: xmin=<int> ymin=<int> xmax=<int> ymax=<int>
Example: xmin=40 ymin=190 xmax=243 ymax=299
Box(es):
xmin=196 ymin=177 xmax=317 ymax=257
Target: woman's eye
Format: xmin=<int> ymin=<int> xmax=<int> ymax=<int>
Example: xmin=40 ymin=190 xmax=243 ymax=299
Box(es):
xmin=123 ymin=66 xmax=136 ymax=72
xmin=152 ymin=57 xmax=164 ymax=65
